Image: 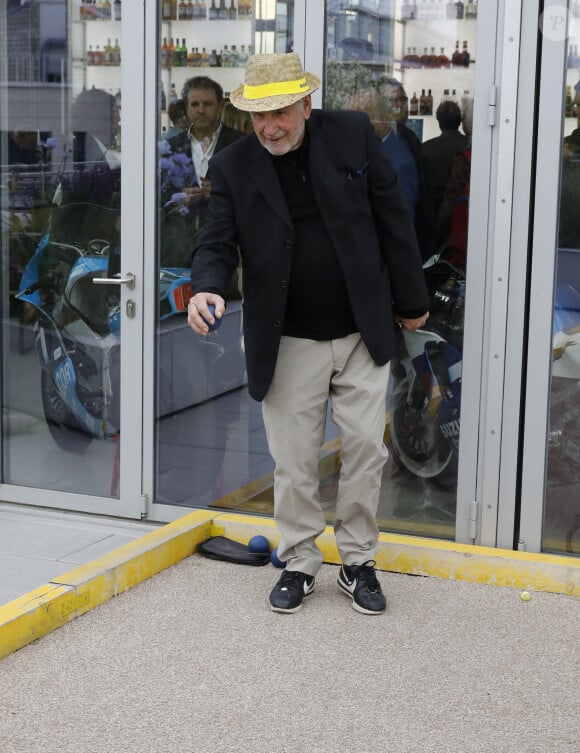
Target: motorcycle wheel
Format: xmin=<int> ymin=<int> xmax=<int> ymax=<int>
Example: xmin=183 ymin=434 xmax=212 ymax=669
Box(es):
xmin=40 ymin=370 xmax=94 ymax=453
xmin=387 ymin=376 xmax=456 ymax=483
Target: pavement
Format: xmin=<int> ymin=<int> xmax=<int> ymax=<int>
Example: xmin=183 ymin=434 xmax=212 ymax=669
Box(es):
xmin=0 ymin=507 xmax=579 ymax=753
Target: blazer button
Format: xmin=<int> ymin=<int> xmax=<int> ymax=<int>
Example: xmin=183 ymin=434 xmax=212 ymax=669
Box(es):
xmin=280 ymin=280 xmax=288 ymax=288
xmin=284 ymin=240 xmax=293 ymax=248
xmin=273 ymin=320 xmax=281 ymax=328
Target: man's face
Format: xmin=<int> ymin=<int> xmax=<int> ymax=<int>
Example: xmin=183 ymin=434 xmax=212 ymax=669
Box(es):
xmin=186 ymin=87 xmax=223 ymax=136
xmin=250 ymin=96 xmax=312 ymax=156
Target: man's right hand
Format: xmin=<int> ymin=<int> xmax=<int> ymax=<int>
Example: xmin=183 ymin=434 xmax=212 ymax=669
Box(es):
xmin=187 ymin=292 xmax=225 ymax=335
xmin=183 ymin=178 xmax=211 ymax=204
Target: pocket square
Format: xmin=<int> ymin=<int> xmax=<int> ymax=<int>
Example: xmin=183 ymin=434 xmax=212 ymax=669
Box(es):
xmin=347 ymin=161 xmax=370 ymax=180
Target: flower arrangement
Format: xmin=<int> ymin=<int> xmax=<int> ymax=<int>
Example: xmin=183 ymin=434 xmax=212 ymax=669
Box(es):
xmin=158 ymin=139 xmax=196 ymax=217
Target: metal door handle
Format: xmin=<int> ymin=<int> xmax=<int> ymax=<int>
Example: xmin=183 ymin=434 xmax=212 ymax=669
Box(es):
xmin=93 ymin=272 xmax=135 ymax=289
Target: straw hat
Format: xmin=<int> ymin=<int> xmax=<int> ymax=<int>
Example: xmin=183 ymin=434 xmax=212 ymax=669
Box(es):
xmin=229 ymin=52 xmax=320 ymax=112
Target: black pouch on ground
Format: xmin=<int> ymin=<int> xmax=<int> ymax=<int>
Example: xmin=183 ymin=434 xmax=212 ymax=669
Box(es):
xmin=197 ymin=536 xmax=271 ymax=565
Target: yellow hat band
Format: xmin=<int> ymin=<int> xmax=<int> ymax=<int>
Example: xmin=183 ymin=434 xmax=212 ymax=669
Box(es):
xmin=243 ymin=77 xmax=309 ymax=100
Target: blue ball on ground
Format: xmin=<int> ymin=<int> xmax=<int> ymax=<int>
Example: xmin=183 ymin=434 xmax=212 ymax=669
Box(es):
xmin=202 ymin=303 xmax=222 ymax=332
xmin=270 ymin=547 xmax=287 ymax=568
xmin=248 ymin=534 xmax=270 ymax=553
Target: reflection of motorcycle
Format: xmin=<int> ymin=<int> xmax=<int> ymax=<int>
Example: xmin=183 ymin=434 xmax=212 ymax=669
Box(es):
xmin=16 ymin=203 xmax=191 ymax=451
xmin=386 ymin=255 xmax=465 ymax=483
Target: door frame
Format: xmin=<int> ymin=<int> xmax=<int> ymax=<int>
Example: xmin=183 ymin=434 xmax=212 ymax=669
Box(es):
xmin=0 ymin=0 xmax=146 ymax=520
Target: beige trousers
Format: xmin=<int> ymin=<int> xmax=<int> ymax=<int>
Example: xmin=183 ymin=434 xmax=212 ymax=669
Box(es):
xmin=262 ymin=334 xmax=390 ymax=576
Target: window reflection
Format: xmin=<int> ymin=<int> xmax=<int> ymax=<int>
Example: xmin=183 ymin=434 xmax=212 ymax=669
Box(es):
xmin=545 ymin=51 xmax=580 ymax=556
xmin=323 ymin=0 xmax=477 ymax=538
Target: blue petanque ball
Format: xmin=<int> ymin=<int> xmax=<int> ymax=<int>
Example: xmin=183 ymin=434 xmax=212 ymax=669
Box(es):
xmin=202 ymin=303 xmax=222 ymax=332
xmin=248 ymin=535 xmax=270 ymax=553
xmin=270 ymin=547 xmax=287 ymax=568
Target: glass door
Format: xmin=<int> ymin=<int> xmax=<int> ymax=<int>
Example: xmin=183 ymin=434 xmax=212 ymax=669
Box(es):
xmin=150 ymin=0 xmax=296 ymax=515
xmin=520 ymin=1 xmax=580 ymax=556
xmin=321 ymin=0 xmax=494 ymax=542
xmin=0 ymin=0 xmax=145 ymax=518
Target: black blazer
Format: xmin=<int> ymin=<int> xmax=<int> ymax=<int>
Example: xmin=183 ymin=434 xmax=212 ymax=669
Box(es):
xmin=191 ymin=109 xmax=429 ymax=401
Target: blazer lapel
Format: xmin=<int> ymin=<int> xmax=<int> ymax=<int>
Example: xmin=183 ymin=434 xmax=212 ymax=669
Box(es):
xmin=247 ymin=137 xmax=293 ymax=230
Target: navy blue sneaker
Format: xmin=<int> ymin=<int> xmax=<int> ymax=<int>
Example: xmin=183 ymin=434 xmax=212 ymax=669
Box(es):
xmin=338 ymin=561 xmax=386 ymax=614
xmin=270 ymin=570 xmax=315 ymax=613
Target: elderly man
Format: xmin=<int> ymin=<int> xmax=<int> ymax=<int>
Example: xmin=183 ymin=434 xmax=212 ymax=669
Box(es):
xmin=188 ymin=53 xmax=429 ymax=615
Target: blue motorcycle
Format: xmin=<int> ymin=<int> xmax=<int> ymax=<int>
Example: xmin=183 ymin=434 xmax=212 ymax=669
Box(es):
xmin=386 ymin=254 xmax=465 ymax=484
xmin=16 ymin=203 xmax=192 ymax=451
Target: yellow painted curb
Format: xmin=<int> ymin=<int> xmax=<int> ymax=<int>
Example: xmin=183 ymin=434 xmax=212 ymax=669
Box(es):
xmin=214 ymin=514 xmax=580 ymax=597
xmin=0 ymin=510 xmax=214 ymax=660
xmin=2 ymin=509 xmax=579 ymax=661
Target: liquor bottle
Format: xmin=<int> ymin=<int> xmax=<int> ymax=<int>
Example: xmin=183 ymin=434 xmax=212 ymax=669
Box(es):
xmin=428 ymin=47 xmax=440 ymax=68
xmin=104 ymin=38 xmax=114 ymax=65
xmin=80 ymin=1 xmax=89 ymax=21
xmin=161 ymin=38 xmax=169 ymax=68
xmin=565 ymin=86 xmax=573 ymax=118
xmin=103 ymin=0 xmax=112 ymax=20
xmin=162 ymin=0 xmax=172 ymax=20
xmin=178 ymin=0 xmax=187 ymax=19
xmin=420 ymin=47 xmax=430 ymax=67
xmin=209 ymin=49 xmax=218 ymax=66
xmin=114 ymin=0 xmax=121 ymax=20
xmin=208 ymin=0 xmax=218 ymax=19
xmin=446 ymin=1 xmax=463 ymax=19
xmin=218 ymin=0 xmax=228 ymax=19
xmin=230 ymin=44 xmax=240 ymax=66
xmin=238 ymin=0 xmax=252 ymax=18
xmin=86 ymin=45 xmax=95 ymax=65
xmin=451 ymin=41 xmax=462 ymax=67
xmin=438 ymin=47 xmax=450 ymax=68
xmin=170 ymin=0 xmax=178 ymax=19
xmin=419 ymin=89 xmax=427 ymax=115
xmin=228 ymin=0 xmax=237 ymax=19
xmin=191 ymin=47 xmax=202 ymax=66
xmin=113 ymin=38 xmax=121 ymax=65
xmin=168 ymin=37 xmax=175 ymax=67
xmin=94 ymin=45 xmax=104 ymax=65
xmin=465 ymin=0 xmax=477 ymax=18
xmin=238 ymin=44 xmax=248 ymax=66
xmin=187 ymin=47 xmax=195 ymax=66
xmin=461 ymin=40 xmax=470 ymax=67
xmin=169 ymin=83 xmax=178 ymax=105
xmin=186 ymin=0 xmax=194 ymax=18
xmin=200 ymin=48 xmax=210 ymax=66
xmin=198 ymin=0 xmax=207 ymax=18
xmin=409 ymin=92 xmax=419 ymax=116
xmin=95 ymin=0 xmax=104 ymax=19
xmin=160 ymin=81 xmax=167 ymax=112
xmin=426 ymin=90 xmax=434 ymax=115
xmin=221 ymin=44 xmax=230 ymax=66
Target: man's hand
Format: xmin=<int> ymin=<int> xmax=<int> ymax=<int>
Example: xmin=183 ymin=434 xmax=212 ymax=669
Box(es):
xmin=188 ymin=292 xmax=225 ymax=335
xmin=183 ymin=178 xmax=211 ymax=204
xmin=394 ymin=312 xmax=430 ymax=331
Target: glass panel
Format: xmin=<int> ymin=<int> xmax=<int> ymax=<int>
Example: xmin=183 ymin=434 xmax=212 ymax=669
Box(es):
xmin=154 ymin=1 xmax=297 ymax=508
xmin=324 ymin=0 xmax=478 ymax=539
xmin=544 ymin=21 xmax=580 ymax=556
xmin=1 ymin=0 xmax=122 ymax=497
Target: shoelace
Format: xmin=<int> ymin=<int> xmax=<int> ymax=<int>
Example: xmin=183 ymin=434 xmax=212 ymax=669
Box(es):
xmin=353 ymin=564 xmax=380 ymax=593
xmin=278 ymin=571 xmax=305 ymax=589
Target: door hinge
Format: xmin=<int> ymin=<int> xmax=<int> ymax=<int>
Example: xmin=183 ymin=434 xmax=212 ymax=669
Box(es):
xmin=469 ymin=499 xmax=478 ymax=541
xmin=488 ymin=84 xmax=497 ymax=127
xmin=140 ymin=494 xmax=148 ymax=519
